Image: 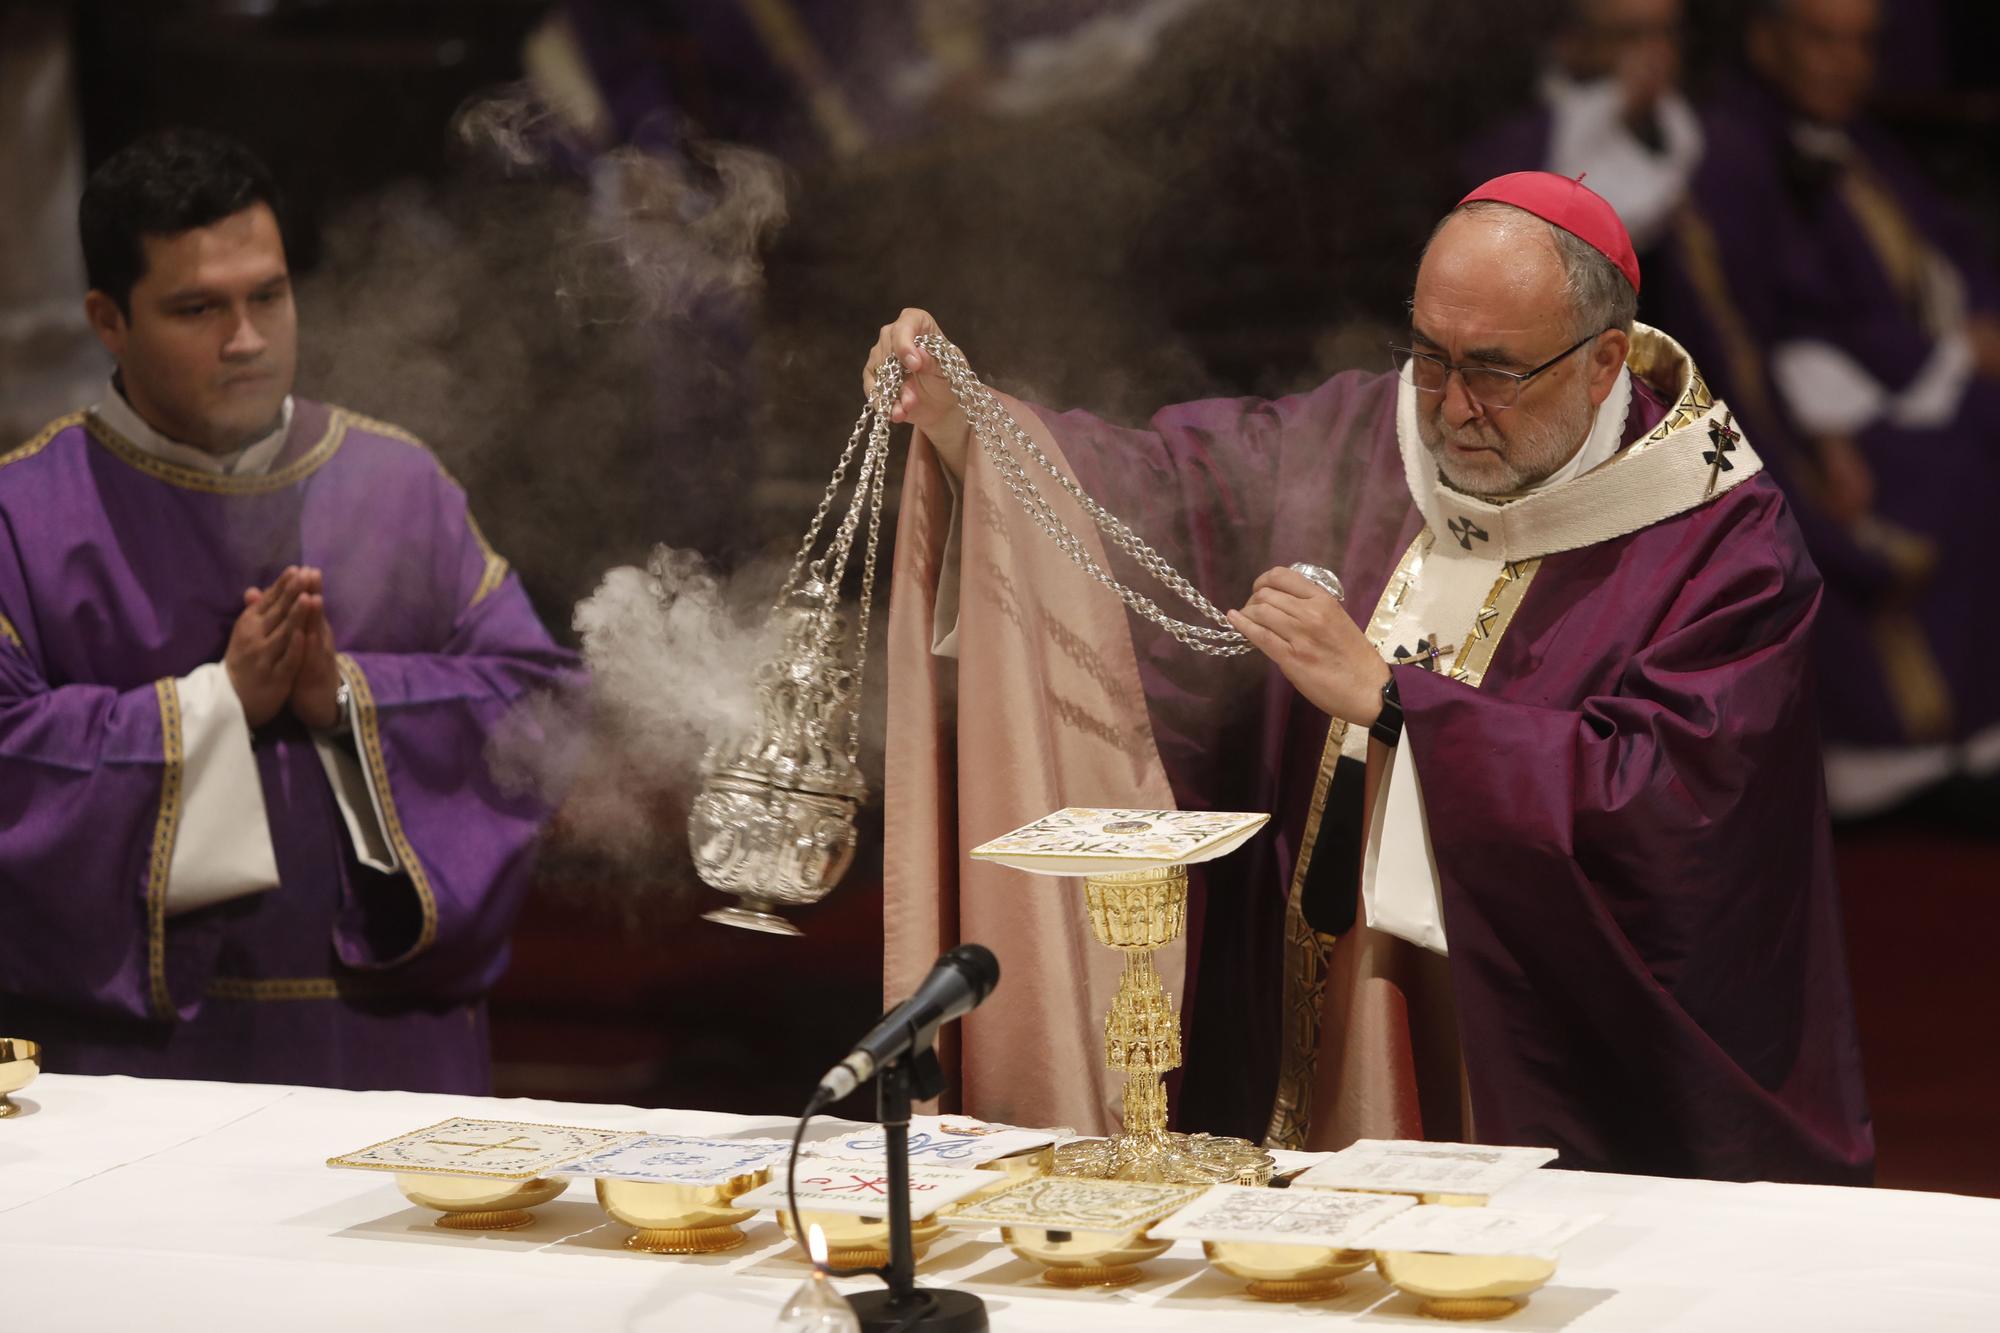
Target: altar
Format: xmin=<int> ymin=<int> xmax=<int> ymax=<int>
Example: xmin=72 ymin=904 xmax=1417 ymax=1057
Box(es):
xmin=2 ymin=1074 xmax=1994 ymax=1331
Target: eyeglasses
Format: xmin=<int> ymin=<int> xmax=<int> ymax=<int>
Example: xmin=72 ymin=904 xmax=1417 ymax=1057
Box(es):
xmin=1389 ymin=331 xmax=1605 ymax=409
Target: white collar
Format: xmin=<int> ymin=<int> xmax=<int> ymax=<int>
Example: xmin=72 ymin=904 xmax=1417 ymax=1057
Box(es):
xmin=1396 ymin=324 xmax=1763 ymax=561
xmin=90 ymin=379 xmax=294 ymax=477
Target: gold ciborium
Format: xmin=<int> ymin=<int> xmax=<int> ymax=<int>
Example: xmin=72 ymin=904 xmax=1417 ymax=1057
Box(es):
xmin=0 ymin=1037 xmax=40 ymax=1118
xmin=777 ymin=1207 xmax=948 ymax=1269
xmin=1204 ymin=1240 xmax=1377 ymax=1302
xmin=971 ymin=809 xmax=1275 ymax=1185
xmin=1374 ymin=1251 xmax=1559 ymax=1320
xmin=1152 ymin=1179 xmax=1415 ymax=1303
xmin=598 ymin=1172 xmax=772 ymax=1254
xmin=942 ymin=1176 xmax=1202 ymax=1288
xmin=394 ymin=1173 xmax=565 ymax=1231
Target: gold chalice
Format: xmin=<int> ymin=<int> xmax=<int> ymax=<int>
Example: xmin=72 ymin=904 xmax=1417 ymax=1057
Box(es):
xmin=0 ymin=1038 xmax=40 ymax=1118
xmin=970 ymin=809 xmax=1275 ymax=1185
xmin=393 ymin=1172 xmax=567 ymax=1231
xmin=945 ymin=1175 xmax=1203 ymax=1288
xmin=1375 ymin=1250 xmax=1559 ymax=1320
xmin=778 ymin=1207 xmax=947 ymax=1268
xmin=1001 ymin=1221 xmax=1174 ymax=1288
xmin=1203 ymin=1240 xmax=1376 ymax=1302
xmin=597 ymin=1169 xmax=773 ymax=1254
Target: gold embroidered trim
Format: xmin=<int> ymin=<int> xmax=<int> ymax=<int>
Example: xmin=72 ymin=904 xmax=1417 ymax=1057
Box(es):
xmin=0 ymin=614 xmax=21 ymax=653
xmin=146 ymin=678 xmax=186 ymax=1021
xmin=1447 ymin=559 xmax=1543 ymax=689
xmin=336 ymin=654 xmax=440 ymax=964
xmin=1 ymin=411 xmax=87 ymax=472
xmin=83 ymin=409 xmax=348 ymax=494
xmin=465 ymin=511 xmax=510 ymax=608
xmin=1265 ymin=533 xmax=1541 ymax=1149
xmin=205 ymin=975 xmax=417 ymax=1002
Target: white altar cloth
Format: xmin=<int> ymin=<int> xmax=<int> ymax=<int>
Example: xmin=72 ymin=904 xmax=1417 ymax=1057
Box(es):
xmin=1 ymin=1074 xmax=1995 ymax=1331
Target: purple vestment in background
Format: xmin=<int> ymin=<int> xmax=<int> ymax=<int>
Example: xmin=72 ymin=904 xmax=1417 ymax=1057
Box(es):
xmin=1654 ymin=72 xmax=2000 ymax=754
xmin=1025 ymin=342 xmax=1872 ymax=1183
xmin=0 ymin=401 xmax=580 ymax=1093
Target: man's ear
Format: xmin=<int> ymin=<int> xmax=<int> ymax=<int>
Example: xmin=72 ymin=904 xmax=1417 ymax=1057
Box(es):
xmin=1588 ymin=328 xmax=1629 ymax=407
xmin=83 ymin=290 xmax=128 ymax=360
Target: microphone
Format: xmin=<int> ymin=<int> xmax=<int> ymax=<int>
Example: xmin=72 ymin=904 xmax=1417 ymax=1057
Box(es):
xmin=816 ymin=944 xmax=1000 ymax=1103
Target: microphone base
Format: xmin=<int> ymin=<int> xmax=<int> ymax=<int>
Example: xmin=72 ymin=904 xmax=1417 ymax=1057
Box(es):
xmin=846 ymin=1287 xmax=988 ymax=1333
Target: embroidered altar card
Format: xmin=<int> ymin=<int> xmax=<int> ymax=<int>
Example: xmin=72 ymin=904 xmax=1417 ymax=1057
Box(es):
xmin=548 ymin=1134 xmax=790 ymax=1184
xmin=1293 ymin=1139 xmax=1557 ymax=1197
xmin=733 ymin=1158 xmax=996 ymax=1216
xmin=801 ymin=1115 xmax=1057 ymax=1168
xmin=970 ymin=808 xmax=1270 ymax=876
xmin=941 ymin=1176 xmax=1203 ymax=1232
xmin=1152 ymin=1183 xmax=1414 ymax=1247
xmin=326 ymin=1117 xmax=637 ymax=1180
xmin=1357 ymin=1205 xmax=1602 ymax=1258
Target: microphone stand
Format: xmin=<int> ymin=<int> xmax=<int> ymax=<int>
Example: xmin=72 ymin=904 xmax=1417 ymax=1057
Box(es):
xmin=843 ymin=1049 xmax=988 ymax=1333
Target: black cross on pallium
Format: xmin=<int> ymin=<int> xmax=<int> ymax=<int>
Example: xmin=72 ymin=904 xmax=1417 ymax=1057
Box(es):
xmin=1447 ymin=515 xmax=1490 ymax=549
xmin=1704 ymin=413 xmax=1740 ymax=478
xmin=1393 ymin=636 xmax=1457 ymax=672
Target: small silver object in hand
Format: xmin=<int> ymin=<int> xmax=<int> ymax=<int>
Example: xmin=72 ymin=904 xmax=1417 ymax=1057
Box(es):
xmin=1287 ymin=562 xmax=1345 ymax=602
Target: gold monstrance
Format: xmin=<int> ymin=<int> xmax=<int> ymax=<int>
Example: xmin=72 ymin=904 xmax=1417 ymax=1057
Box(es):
xmin=972 ymin=808 xmax=1275 ymax=1186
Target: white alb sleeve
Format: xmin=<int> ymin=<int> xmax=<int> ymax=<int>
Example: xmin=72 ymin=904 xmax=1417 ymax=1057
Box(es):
xmin=164 ymin=663 xmax=281 ymax=917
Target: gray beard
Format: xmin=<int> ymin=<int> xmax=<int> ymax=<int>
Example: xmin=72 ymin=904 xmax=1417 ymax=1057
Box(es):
xmin=1418 ymin=387 xmax=1597 ymax=499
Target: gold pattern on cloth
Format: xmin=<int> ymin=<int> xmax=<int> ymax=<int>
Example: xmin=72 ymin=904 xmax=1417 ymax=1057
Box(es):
xmin=343 ymin=410 xmax=513 ymax=612
xmin=465 ymin=511 xmax=511 ymax=608
xmin=83 ymin=410 xmax=348 ymax=495
xmin=1840 ymin=164 xmax=1939 ymax=332
xmin=1447 ymin=560 xmax=1543 ymax=689
xmin=1871 ymin=609 xmax=1956 ymax=741
xmin=335 ymin=654 xmax=440 ymax=964
xmin=0 ymin=614 xmax=21 ymax=652
xmin=1665 ymin=208 xmax=1786 ymax=432
xmin=146 ymin=677 xmax=186 ymax=1021
xmin=0 ymin=410 xmax=87 ymax=472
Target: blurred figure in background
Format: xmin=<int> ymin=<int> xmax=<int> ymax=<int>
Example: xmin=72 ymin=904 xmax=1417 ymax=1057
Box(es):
xmin=1655 ymin=0 xmax=2000 ymax=821
xmin=0 ymin=130 xmax=580 ymax=1092
xmin=1464 ymin=0 xmax=1701 ymax=276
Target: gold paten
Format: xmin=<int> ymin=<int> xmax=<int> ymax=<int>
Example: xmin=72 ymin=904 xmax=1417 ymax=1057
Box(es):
xmin=0 ymin=1038 xmax=40 ymax=1118
xmin=596 ymin=1168 xmax=773 ymax=1254
xmin=1055 ymin=865 xmax=1274 ymax=1185
xmin=1203 ymin=1239 xmax=1376 ymax=1302
xmin=1375 ymin=1250 xmax=1558 ymax=1321
xmin=778 ymin=1207 xmax=948 ymax=1269
xmin=393 ymin=1172 xmax=567 ymax=1231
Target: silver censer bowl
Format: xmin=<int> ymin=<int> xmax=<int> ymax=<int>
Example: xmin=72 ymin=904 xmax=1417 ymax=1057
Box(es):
xmin=688 ymin=578 xmax=867 ymax=936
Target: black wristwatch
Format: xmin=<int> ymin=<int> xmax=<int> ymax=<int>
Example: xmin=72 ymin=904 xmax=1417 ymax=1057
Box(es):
xmin=1369 ymin=671 xmax=1404 ymax=748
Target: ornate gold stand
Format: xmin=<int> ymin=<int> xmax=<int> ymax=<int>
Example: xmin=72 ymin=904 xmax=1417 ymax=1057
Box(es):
xmin=625 ymin=1225 xmax=749 ymax=1254
xmin=434 ymin=1208 xmax=536 ymax=1231
xmin=1418 ymin=1297 xmax=1525 ymax=1321
xmin=1052 ymin=866 xmax=1274 ymax=1185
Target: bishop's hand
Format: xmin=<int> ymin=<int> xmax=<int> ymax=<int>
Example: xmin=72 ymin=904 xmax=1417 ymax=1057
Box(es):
xmin=225 ymin=567 xmax=311 ymax=727
xmin=864 ymin=307 xmax=972 ymax=478
xmin=287 ymin=567 xmax=342 ymax=732
xmin=1228 ymin=567 xmax=1392 ymax=726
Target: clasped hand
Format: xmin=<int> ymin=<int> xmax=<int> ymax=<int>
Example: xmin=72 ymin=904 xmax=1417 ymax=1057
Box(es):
xmin=223 ymin=565 xmax=342 ymax=730
xmin=1227 ymin=567 xmax=1390 ymax=726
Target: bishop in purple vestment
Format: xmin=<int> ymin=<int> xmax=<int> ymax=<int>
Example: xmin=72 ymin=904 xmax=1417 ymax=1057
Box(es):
xmin=0 ymin=132 xmax=579 ymax=1093
xmin=876 ymin=172 xmax=1872 ymax=1184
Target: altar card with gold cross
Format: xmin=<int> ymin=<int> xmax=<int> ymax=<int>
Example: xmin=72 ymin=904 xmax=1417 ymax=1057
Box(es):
xmin=969 ymin=808 xmax=1269 ymax=876
xmin=940 ymin=1176 xmax=1203 ymax=1233
xmin=325 ymin=1117 xmax=638 ymax=1180
xmin=733 ymin=1157 xmax=997 ymax=1217
xmin=1152 ymin=1183 xmax=1415 ymax=1247
xmin=547 ymin=1134 xmax=791 ymax=1185
xmin=1292 ymin=1140 xmax=1558 ymax=1199
xmin=1356 ymin=1205 xmax=1602 ymax=1259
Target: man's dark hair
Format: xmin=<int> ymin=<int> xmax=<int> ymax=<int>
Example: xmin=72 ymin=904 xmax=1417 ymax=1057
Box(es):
xmin=79 ymin=128 xmax=283 ymax=314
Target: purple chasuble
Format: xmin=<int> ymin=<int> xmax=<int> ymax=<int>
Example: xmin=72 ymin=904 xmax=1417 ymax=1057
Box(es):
xmin=0 ymin=400 xmax=580 ymax=1092
xmin=1025 ymin=339 xmax=1873 ymax=1184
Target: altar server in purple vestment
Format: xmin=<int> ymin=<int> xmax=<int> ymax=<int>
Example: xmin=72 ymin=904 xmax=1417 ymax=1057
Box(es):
xmin=1654 ymin=0 xmax=2000 ymax=818
xmin=872 ymin=171 xmax=1872 ymax=1184
xmin=0 ymin=130 xmax=580 ymax=1093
